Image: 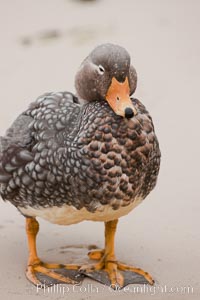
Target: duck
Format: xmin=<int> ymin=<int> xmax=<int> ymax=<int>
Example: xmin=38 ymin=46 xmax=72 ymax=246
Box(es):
xmin=0 ymin=43 xmax=161 ymax=289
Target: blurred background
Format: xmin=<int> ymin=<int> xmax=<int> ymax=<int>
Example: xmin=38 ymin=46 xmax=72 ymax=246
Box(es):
xmin=0 ymin=1 xmax=200 ymax=299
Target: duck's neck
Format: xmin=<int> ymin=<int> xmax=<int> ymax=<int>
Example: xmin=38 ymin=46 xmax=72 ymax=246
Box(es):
xmin=77 ymin=97 xmax=89 ymax=105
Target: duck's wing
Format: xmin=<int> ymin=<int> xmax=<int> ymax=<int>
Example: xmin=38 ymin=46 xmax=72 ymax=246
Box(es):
xmin=0 ymin=113 xmax=34 ymax=184
xmin=0 ymin=91 xmax=80 ymax=188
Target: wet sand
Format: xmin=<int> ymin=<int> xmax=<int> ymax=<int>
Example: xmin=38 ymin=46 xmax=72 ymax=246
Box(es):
xmin=0 ymin=0 xmax=200 ymax=299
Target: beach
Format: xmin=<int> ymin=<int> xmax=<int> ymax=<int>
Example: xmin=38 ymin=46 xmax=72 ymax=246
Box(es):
xmin=0 ymin=1 xmax=200 ymax=299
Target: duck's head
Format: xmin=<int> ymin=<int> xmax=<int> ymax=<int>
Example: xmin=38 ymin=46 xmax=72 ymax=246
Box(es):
xmin=75 ymin=43 xmax=137 ymax=119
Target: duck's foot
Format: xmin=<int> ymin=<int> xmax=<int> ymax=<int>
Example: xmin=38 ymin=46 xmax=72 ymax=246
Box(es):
xmin=25 ymin=217 xmax=84 ymax=287
xmin=26 ymin=259 xmax=83 ymax=287
xmin=79 ymin=248 xmax=154 ymax=289
xmin=88 ymin=248 xmax=105 ymax=260
xmin=25 ymin=217 xmax=154 ymax=289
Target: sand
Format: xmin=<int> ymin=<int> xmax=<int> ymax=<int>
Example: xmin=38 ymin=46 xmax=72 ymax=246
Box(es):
xmin=0 ymin=0 xmax=200 ymax=299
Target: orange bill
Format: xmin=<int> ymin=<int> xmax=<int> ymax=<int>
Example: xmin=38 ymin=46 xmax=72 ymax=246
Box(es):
xmin=106 ymin=77 xmax=137 ymax=117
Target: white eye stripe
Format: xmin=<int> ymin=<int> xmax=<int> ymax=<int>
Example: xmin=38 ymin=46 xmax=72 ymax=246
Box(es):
xmin=98 ymin=65 xmax=105 ymax=75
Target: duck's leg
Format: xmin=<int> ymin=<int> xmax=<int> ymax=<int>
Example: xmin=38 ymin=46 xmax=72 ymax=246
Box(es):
xmin=80 ymin=219 xmax=154 ymax=289
xmin=25 ymin=217 xmax=79 ymax=286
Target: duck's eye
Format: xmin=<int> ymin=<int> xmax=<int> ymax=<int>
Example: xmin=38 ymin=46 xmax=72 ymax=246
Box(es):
xmin=98 ymin=65 xmax=105 ymax=75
